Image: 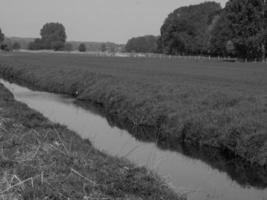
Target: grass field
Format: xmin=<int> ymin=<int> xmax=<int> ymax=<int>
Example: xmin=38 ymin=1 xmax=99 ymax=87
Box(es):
xmin=0 ymin=81 xmax=182 ymax=199
xmin=0 ymin=52 xmax=266 ymax=167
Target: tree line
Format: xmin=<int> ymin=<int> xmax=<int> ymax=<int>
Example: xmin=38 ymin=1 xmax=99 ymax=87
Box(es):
xmin=126 ymin=0 xmax=267 ymax=60
xmin=0 ymin=23 xmax=112 ymax=52
xmin=0 ymin=23 xmax=67 ymax=51
xmin=0 ymin=29 xmax=21 ymax=51
xmin=1 ymin=0 xmax=266 ymax=60
xmin=125 ymin=35 xmax=158 ymax=53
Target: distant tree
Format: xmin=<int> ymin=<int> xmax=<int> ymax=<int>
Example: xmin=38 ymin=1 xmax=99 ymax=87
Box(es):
xmin=12 ymin=42 xmax=21 ymax=50
xmin=51 ymin=41 xmax=65 ymax=51
xmin=0 ymin=38 xmax=13 ymax=51
xmin=125 ymin=35 xmax=158 ymax=53
xmin=40 ymin=23 xmax=66 ymax=50
xmin=28 ymin=42 xmax=34 ymax=50
xmin=29 ymin=22 xmax=67 ymax=51
xmin=64 ymin=43 xmax=73 ymax=51
xmin=0 ymin=29 xmax=4 ymax=44
xmin=0 ymin=44 xmax=9 ymax=51
xmin=110 ymin=45 xmax=116 ymax=53
xmin=28 ymin=38 xmax=44 ymax=50
xmin=101 ymin=43 xmax=106 ymax=52
xmin=0 ymin=29 xmax=6 ymax=51
xmin=78 ymin=43 xmax=86 ymax=52
xmin=159 ymin=2 xmax=221 ymax=55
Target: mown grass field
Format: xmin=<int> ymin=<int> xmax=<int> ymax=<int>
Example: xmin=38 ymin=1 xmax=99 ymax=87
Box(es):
xmin=0 ymin=81 xmax=182 ymax=199
xmin=0 ymin=52 xmax=267 ymax=167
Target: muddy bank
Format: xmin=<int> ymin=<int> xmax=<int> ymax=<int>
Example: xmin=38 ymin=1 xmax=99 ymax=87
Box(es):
xmin=0 ymin=83 xmax=182 ymax=199
xmin=0 ymin=56 xmax=266 ymax=168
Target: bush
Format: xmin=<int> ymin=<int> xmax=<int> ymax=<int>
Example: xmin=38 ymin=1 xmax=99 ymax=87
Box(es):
xmin=12 ymin=42 xmax=21 ymax=50
xmin=78 ymin=43 xmax=86 ymax=52
xmin=64 ymin=43 xmax=73 ymax=51
xmin=51 ymin=41 xmax=65 ymax=51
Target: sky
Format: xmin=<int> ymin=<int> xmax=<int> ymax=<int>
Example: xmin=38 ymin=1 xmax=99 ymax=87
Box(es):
xmin=0 ymin=0 xmax=227 ymax=44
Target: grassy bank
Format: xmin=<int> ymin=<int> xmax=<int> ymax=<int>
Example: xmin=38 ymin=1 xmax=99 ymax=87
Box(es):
xmin=0 ymin=52 xmax=266 ymax=167
xmin=0 ymin=83 xmax=182 ymax=199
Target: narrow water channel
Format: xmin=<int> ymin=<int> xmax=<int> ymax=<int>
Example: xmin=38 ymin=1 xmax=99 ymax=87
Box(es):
xmin=1 ymin=79 xmax=267 ymax=200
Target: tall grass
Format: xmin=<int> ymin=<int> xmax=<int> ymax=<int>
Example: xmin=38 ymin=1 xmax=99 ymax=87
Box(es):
xmin=0 ymin=52 xmax=266 ymax=167
xmin=0 ymin=82 xmax=183 ymax=199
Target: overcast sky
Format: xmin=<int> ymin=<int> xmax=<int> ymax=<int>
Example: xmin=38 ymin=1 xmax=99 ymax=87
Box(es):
xmin=0 ymin=0 xmax=227 ymax=43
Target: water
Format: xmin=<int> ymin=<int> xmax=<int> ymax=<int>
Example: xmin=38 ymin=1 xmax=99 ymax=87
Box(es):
xmin=1 ymin=79 xmax=267 ymax=200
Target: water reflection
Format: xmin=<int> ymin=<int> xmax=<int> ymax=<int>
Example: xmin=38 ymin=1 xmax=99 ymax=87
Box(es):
xmin=75 ymin=100 xmax=267 ymax=189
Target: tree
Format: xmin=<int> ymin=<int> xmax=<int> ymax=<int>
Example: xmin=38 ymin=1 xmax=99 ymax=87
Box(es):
xmin=209 ymin=13 xmax=232 ymax=56
xmin=29 ymin=22 xmax=67 ymax=51
xmin=210 ymin=0 xmax=266 ymax=60
xmin=0 ymin=38 xmax=13 ymax=51
xmin=159 ymin=2 xmax=221 ymax=55
xmin=28 ymin=38 xmax=44 ymax=50
xmin=101 ymin=43 xmax=106 ymax=52
xmin=51 ymin=41 xmax=65 ymax=51
xmin=64 ymin=43 xmax=73 ymax=51
xmin=0 ymin=44 xmax=9 ymax=51
xmin=40 ymin=23 xmax=66 ymax=50
xmin=12 ymin=42 xmax=21 ymax=50
xmin=125 ymin=35 xmax=158 ymax=53
xmin=0 ymin=29 xmax=4 ymax=44
xmin=78 ymin=43 xmax=86 ymax=52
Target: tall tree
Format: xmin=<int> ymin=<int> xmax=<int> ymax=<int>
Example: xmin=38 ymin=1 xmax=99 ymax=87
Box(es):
xmin=159 ymin=2 xmax=221 ymax=55
xmin=210 ymin=0 xmax=266 ymax=60
xmin=209 ymin=13 xmax=233 ymax=56
xmin=40 ymin=22 xmax=66 ymax=49
xmin=0 ymin=29 xmax=4 ymax=44
xmin=262 ymin=0 xmax=267 ymax=60
xmin=29 ymin=22 xmax=67 ymax=51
